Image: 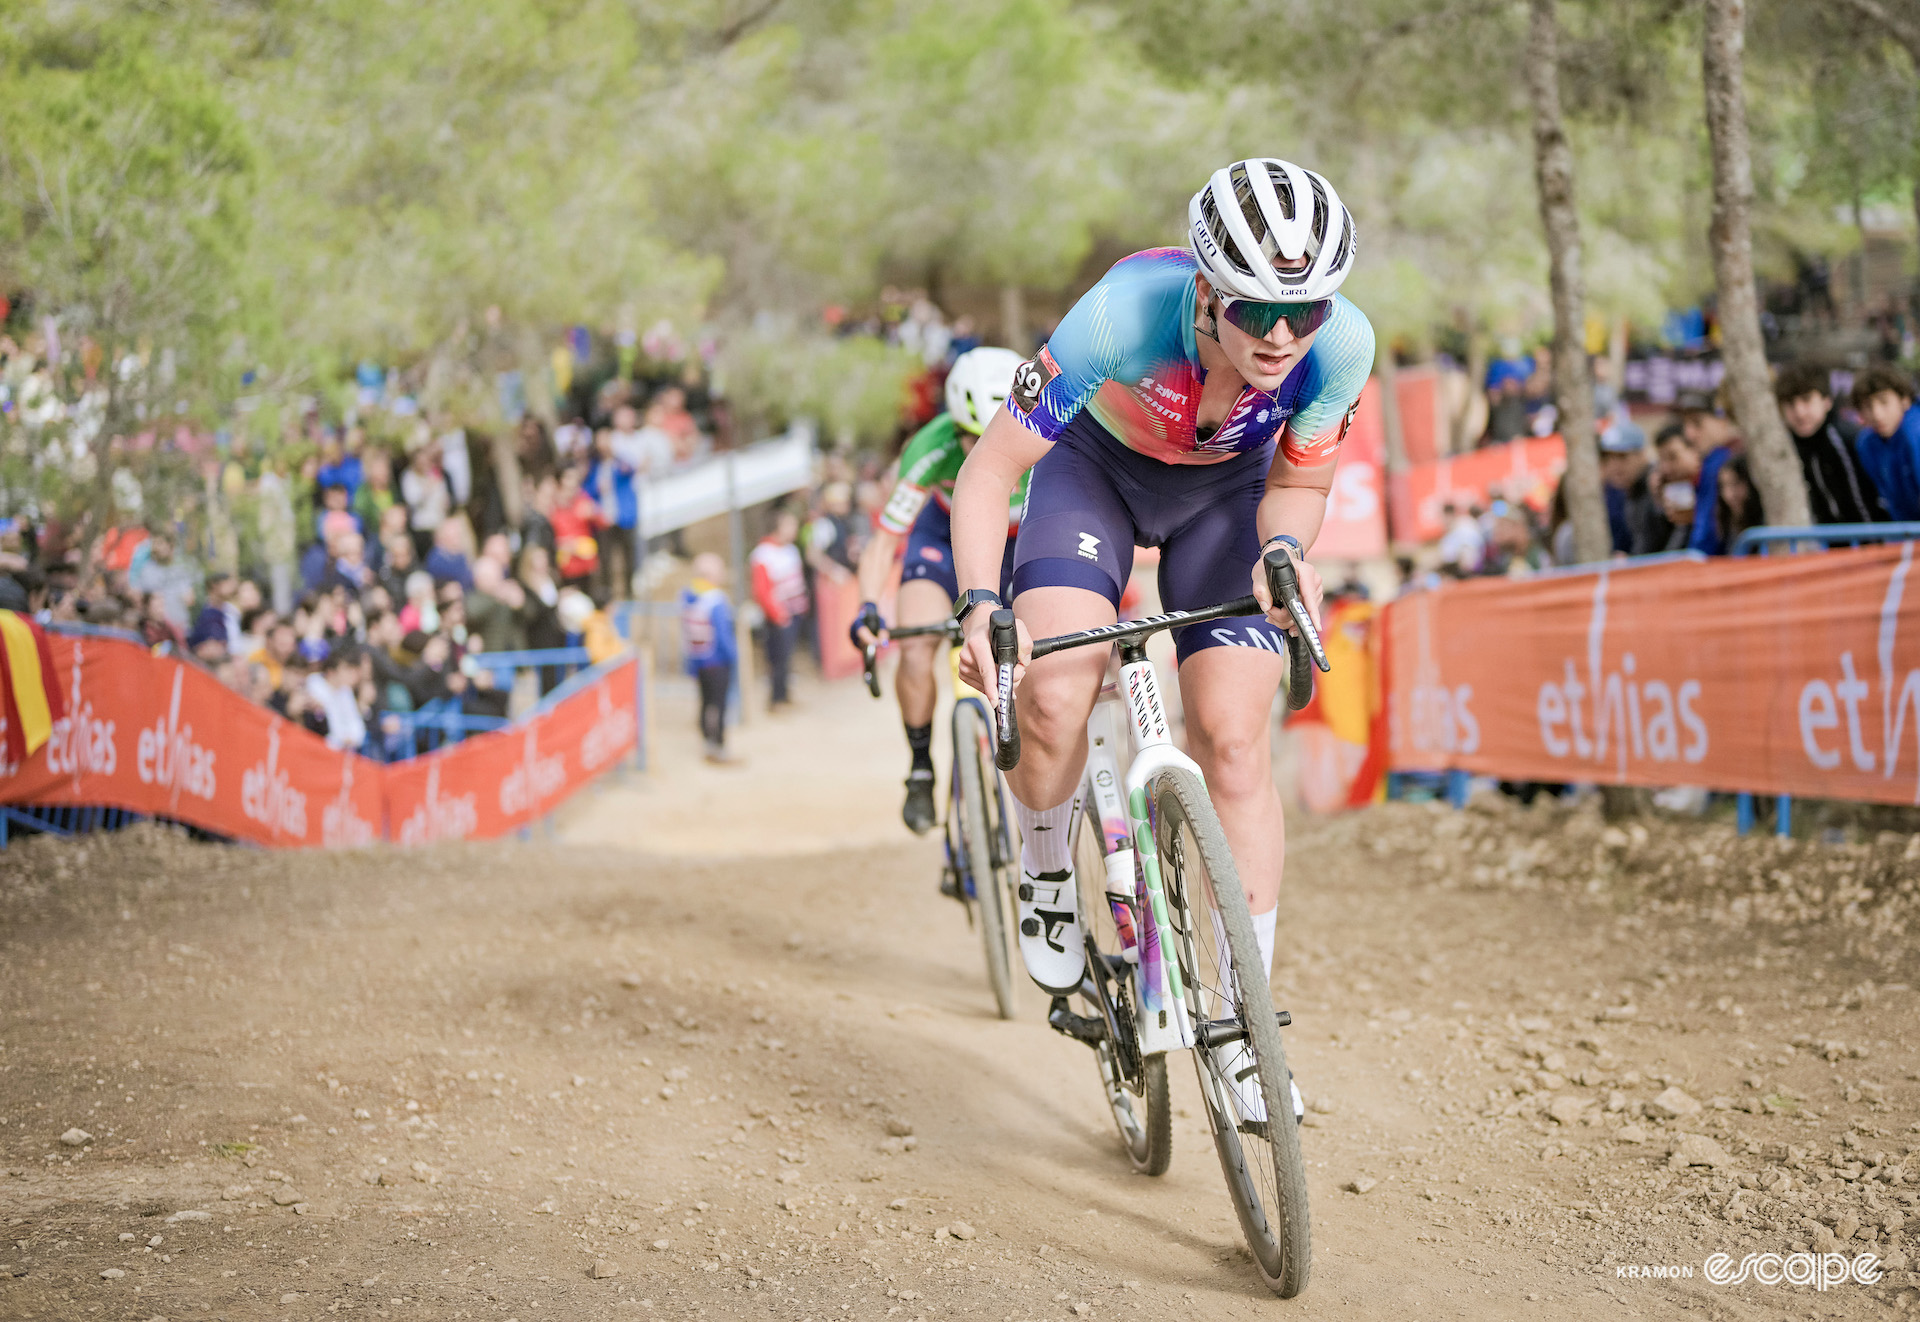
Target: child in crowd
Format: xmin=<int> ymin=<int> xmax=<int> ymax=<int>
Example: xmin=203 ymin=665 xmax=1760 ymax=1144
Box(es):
xmin=550 ymin=465 xmax=605 ymax=596
xmin=1850 ymin=364 xmax=1920 ymax=523
xmin=678 ymin=552 xmax=739 ymax=765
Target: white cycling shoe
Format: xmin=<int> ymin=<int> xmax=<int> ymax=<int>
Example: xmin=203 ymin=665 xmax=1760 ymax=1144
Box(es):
xmin=1016 ymin=868 xmax=1086 ymax=995
xmin=1213 ymin=1038 xmax=1306 ymax=1131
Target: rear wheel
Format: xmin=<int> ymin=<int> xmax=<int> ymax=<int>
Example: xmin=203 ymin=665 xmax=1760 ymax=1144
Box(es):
xmin=1152 ymin=766 xmax=1310 ymax=1298
xmin=954 ymin=700 xmax=1016 ymax=1020
xmin=1073 ymin=798 xmax=1171 ymax=1176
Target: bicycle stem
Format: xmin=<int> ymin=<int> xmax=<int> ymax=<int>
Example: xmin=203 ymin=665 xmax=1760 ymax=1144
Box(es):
xmin=860 ymin=614 xmax=962 ymax=699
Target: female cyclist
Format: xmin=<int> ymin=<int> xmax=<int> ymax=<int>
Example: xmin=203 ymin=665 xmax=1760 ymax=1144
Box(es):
xmin=950 ymin=159 xmax=1374 ymax=1120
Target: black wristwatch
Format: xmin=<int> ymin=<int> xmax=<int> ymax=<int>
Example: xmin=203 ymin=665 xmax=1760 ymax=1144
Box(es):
xmin=953 ymin=588 xmax=1004 ymax=627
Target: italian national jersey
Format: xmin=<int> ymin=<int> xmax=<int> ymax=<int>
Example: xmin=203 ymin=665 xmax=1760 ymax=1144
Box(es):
xmin=878 ymin=413 xmax=1030 ymax=537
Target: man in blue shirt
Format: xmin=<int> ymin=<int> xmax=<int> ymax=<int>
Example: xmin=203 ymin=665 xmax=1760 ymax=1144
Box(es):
xmin=1850 ymin=364 xmax=1920 ymax=523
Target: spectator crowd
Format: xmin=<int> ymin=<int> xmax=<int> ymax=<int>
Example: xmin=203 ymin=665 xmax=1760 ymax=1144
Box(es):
xmin=0 ymin=327 xmax=730 ymax=758
xmin=1431 ymin=355 xmax=1920 ymax=579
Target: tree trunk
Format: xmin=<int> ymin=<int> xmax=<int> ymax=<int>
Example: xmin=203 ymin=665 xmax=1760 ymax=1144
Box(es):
xmin=1701 ymin=0 xmax=1811 ymax=527
xmin=1526 ymin=0 xmax=1611 ymax=564
xmin=1607 ymin=314 xmax=1630 ymax=412
xmin=1000 ymin=284 xmax=1027 ymax=354
xmin=1375 ymin=342 xmax=1408 ymax=474
xmin=1458 ymin=323 xmax=1488 ymax=453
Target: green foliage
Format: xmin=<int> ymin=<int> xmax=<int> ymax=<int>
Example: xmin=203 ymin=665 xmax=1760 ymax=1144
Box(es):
xmin=0 ymin=7 xmax=257 ymax=545
xmin=5 ymin=0 xmax=1916 ymax=518
xmin=721 ymin=322 xmax=924 ymax=447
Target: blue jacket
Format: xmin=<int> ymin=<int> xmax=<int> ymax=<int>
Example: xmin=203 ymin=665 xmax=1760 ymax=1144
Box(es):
xmin=424 ymin=546 xmax=474 ymax=591
xmin=590 ymin=456 xmax=639 ymax=531
xmin=1688 ymin=445 xmax=1733 ymax=555
xmin=317 ymin=455 xmax=364 ymax=504
xmin=679 ymin=583 xmax=736 ymax=673
xmin=1855 ymin=403 xmax=1920 ymax=523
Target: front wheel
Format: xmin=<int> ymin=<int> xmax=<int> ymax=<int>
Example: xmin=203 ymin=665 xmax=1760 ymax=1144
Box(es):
xmin=1152 ymin=766 xmax=1311 ymax=1298
xmin=953 ymin=700 xmax=1016 ymax=1020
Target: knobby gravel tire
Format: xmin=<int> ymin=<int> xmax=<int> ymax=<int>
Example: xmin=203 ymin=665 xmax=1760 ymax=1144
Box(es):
xmin=954 ymin=701 xmax=1016 ymax=1021
xmin=1152 ymin=765 xmax=1311 ymax=1297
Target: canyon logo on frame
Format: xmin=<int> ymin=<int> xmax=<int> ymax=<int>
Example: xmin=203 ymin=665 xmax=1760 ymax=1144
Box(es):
xmin=1381 ymin=543 xmax=1920 ymax=804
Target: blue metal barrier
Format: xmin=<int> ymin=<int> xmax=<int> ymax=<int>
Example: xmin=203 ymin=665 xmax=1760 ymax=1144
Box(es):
xmin=1731 ymin=522 xmax=1920 ymax=557
xmin=464 ymin=647 xmax=593 ymax=675
xmin=1728 ymin=523 xmax=1919 ymax=836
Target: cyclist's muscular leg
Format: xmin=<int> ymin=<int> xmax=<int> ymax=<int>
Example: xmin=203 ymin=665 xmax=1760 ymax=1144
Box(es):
xmin=892 ymin=579 xmax=952 ymax=729
xmin=1005 ymin=586 xmax=1114 ymax=809
xmin=895 ymin=578 xmax=953 ymax=836
xmin=1004 ymin=585 xmax=1113 ymax=994
xmin=1176 ymin=645 xmax=1287 ymax=915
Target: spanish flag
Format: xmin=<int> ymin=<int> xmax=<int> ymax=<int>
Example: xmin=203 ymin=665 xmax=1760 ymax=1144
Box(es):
xmin=0 ymin=611 xmax=65 ymax=765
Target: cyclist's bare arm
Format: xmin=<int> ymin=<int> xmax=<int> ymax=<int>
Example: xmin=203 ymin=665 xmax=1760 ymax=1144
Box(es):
xmin=954 ymin=408 xmax=1049 ymax=695
xmin=852 ymin=526 xmax=905 ymax=647
xmin=1251 ymin=431 xmax=1337 ymax=633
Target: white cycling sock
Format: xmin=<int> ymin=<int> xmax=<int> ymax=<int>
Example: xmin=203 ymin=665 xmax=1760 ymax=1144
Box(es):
xmin=1013 ymin=795 xmax=1075 ymax=875
xmin=1213 ymin=906 xmax=1279 ymax=1018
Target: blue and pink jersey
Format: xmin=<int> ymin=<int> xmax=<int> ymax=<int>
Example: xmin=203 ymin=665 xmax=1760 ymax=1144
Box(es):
xmin=1008 ymin=248 xmax=1375 ymax=467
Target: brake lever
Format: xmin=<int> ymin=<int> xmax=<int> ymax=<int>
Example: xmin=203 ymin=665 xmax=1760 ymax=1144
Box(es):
xmin=988 ymin=608 xmax=1021 ymax=770
xmin=1262 ymin=547 xmax=1330 ymax=673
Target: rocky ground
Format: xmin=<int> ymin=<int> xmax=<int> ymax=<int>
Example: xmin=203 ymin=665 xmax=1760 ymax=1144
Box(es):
xmin=2 ymin=675 xmax=1919 ymax=1321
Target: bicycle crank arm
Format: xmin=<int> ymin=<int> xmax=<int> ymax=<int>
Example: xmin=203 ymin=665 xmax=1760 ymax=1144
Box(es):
xmin=1192 ymin=1010 xmax=1293 ymax=1050
xmin=1047 ymin=997 xmax=1109 ymax=1047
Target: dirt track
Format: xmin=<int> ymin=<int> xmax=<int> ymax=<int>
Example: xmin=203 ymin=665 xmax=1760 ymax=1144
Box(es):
xmin=3 ymin=668 xmax=1920 ymax=1321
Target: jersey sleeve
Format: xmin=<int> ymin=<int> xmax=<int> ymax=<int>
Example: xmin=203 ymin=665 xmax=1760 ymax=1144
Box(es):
xmin=1280 ymin=297 xmax=1376 ymax=466
xmin=878 ymin=418 xmax=958 ymax=534
xmin=1008 ymin=275 xmax=1132 ymax=443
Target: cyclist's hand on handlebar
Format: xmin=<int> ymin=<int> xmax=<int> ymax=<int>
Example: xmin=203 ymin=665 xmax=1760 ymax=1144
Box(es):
xmin=957 ymin=607 xmax=1030 ymax=705
xmin=851 ymin=602 xmax=887 ymax=651
xmin=1251 ymin=543 xmax=1325 ymax=636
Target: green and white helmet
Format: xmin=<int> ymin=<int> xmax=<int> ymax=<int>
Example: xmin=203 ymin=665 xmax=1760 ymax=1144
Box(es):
xmin=943 ymin=346 xmax=1024 ymax=435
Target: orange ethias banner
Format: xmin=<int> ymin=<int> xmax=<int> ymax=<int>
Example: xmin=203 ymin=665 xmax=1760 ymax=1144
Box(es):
xmin=0 ymin=633 xmax=383 ymax=847
xmin=1381 ymin=543 xmax=1920 ymax=804
xmin=0 ymin=634 xmax=640 ymax=847
xmin=382 ymin=658 xmax=639 ymax=846
xmin=1388 ymin=435 xmax=1566 ymax=544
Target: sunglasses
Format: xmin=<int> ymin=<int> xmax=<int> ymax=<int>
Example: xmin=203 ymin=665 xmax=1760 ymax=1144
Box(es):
xmin=1216 ymin=295 xmax=1334 ymax=340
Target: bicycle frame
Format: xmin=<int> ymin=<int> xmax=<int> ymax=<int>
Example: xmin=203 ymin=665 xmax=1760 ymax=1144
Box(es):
xmin=1071 ymin=642 xmax=1201 ymax=1056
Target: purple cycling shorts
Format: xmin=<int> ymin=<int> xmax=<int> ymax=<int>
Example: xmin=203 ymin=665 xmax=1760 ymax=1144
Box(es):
xmin=1011 ymin=413 xmax=1290 ymax=663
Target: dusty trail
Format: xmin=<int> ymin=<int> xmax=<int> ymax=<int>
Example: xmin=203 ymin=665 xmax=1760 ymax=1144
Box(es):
xmin=1 ymin=666 xmax=1917 ymax=1322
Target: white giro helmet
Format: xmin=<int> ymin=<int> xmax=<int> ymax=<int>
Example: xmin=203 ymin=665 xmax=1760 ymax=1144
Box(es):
xmin=1188 ymin=158 xmax=1357 ymax=303
xmin=944 ymin=346 xmax=1024 ymax=434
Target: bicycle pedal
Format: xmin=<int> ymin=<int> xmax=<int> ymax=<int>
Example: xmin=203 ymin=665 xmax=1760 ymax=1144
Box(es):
xmin=1046 ymin=997 xmax=1107 ymax=1047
